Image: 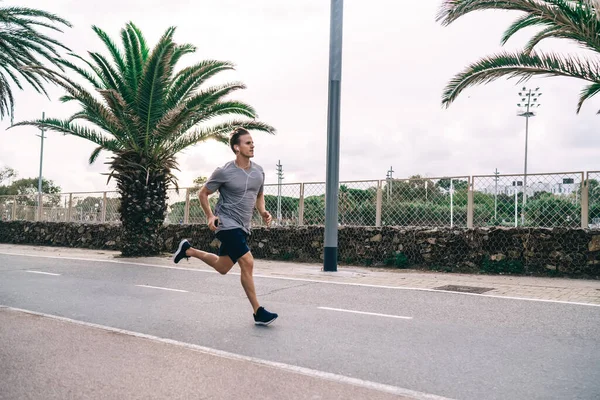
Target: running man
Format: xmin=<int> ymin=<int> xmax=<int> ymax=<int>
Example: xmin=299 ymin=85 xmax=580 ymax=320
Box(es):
xmin=172 ymin=127 xmax=278 ymax=325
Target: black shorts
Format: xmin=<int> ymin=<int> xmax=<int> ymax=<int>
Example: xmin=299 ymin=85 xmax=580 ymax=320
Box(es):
xmin=216 ymin=228 xmax=250 ymax=264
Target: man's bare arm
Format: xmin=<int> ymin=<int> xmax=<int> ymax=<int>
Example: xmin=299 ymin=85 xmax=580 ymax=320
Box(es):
xmin=256 ymin=192 xmax=272 ymax=225
xmin=199 ymin=186 xmax=218 ymax=230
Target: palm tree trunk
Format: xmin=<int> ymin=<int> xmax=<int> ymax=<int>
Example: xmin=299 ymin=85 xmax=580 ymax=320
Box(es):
xmin=116 ymin=170 xmax=168 ymax=256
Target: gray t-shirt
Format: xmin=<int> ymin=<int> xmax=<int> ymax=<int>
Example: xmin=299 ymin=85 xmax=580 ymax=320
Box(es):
xmin=205 ymin=161 xmax=264 ymax=234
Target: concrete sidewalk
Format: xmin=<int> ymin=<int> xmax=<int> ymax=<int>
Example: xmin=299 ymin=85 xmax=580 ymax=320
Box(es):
xmin=1 ymin=243 xmax=599 ymax=305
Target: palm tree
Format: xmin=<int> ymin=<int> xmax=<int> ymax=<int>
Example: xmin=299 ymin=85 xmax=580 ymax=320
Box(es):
xmin=11 ymin=22 xmax=276 ymax=256
xmin=437 ymin=0 xmax=600 ymax=113
xmin=0 ymin=2 xmax=71 ymax=121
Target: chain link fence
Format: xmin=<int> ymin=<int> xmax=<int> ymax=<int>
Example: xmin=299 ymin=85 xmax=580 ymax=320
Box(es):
xmin=254 ymin=183 xmax=302 ymax=227
xmin=302 ymin=182 xmax=326 ymax=226
xmin=382 ymin=176 xmax=470 ymax=227
xmin=473 ymin=172 xmax=583 ymax=228
xmin=2 ymin=171 xmax=598 ymax=231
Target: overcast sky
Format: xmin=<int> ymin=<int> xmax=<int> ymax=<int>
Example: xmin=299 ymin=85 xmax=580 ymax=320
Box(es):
xmin=0 ymin=0 xmax=598 ymax=194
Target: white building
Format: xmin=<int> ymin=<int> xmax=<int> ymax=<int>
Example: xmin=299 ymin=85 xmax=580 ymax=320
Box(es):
xmin=479 ymin=180 xmax=578 ymax=197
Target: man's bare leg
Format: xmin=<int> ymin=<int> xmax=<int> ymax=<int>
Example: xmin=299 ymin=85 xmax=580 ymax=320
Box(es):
xmin=237 ymin=252 xmax=260 ymax=313
xmin=186 ymin=247 xmax=235 ymax=275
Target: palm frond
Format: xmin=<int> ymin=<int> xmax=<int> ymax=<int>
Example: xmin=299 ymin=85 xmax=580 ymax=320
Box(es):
xmin=0 ymin=6 xmax=71 ymax=30
xmin=59 ymin=95 xmax=76 ymax=102
xmin=55 ymin=58 xmax=103 ymax=89
xmin=9 ymin=118 xmax=120 ymax=152
xmin=97 ymin=88 xmax=143 ymax=150
xmin=166 ymin=60 xmax=236 ymax=109
xmin=137 ymin=27 xmax=176 ymax=144
xmin=89 ymin=146 xmax=104 ymax=164
xmin=0 ymin=4 xmax=71 ymax=121
xmin=170 ymin=43 xmax=196 ymax=69
xmin=92 ymin=25 xmax=127 ymax=79
xmin=167 ymin=120 xmax=275 ymax=154
xmin=500 ymin=14 xmax=545 ymax=45
xmin=442 ymin=51 xmax=600 ymax=107
xmin=127 ymin=22 xmax=149 ymax=62
xmin=21 ymin=65 xmax=124 ymax=135
xmin=181 ymin=82 xmax=247 ymax=113
xmin=523 ymin=26 xmax=560 ymax=54
xmin=577 ymin=82 xmax=600 ymax=113
xmin=0 ymin=73 xmax=14 ymax=120
xmin=157 ymin=99 xmax=258 ymax=145
xmin=122 ymin=22 xmax=147 ymax=91
xmin=438 ymin=0 xmax=600 ymax=52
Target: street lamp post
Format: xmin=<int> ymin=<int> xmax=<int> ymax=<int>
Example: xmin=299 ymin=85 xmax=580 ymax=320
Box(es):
xmin=517 ymin=87 xmax=542 ymax=225
xmin=36 ymin=112 xmax=46 ymax=221
xmin=323 ymin=0 xmax=344 ymax=272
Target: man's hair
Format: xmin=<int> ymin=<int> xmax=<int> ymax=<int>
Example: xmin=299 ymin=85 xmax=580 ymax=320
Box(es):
xmin=229 ymin=127 xmax=250 ymax=153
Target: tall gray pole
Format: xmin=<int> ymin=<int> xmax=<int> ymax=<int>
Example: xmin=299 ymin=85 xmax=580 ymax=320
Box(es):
xmin=38 ymin=111 xmax=46 ymax=194
xmin=522 ymin=91 xmax=530 ymax=225
xmin=323 ymin=0 xmax=344 ymax=272
xmin=37 ymin=112 xmax=46 ymax=221
xmin=517 ymin=87 xmax=541 ymax=225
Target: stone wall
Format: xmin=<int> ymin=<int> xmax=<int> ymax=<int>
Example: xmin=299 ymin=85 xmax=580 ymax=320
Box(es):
xmin=1 ymin=221 xmax=599 ymax=279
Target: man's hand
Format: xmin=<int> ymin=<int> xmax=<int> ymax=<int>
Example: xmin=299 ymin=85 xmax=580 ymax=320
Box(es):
xmin=207 ymin=215 xmax=218 ymax=231
xmin=261 ymin=211 xmax=272 ymax=226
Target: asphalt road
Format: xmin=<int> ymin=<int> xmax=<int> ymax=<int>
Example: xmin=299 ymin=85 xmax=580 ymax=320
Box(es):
xmin=1 ymin=253 xmax=599 ymax=400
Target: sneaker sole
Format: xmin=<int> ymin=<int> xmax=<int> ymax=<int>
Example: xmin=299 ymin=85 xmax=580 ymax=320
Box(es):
xmin=172 ymin=239 xmax=189 ymax=264
xmin=255 ymin=316 xmax=277 ymax=326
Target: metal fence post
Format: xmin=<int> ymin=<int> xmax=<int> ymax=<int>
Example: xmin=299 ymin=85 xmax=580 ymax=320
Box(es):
xmin=514 ymin=187 xmax=518 ymax=227
xmin=298 ymin=183 xmax=305 ymax=225
xmin=376 ymin=180 xmax=382 ymax=227
xmin=67 ymin=193 xmax=73 ymax=222
xmin=467 ymin=178 xmax=474 ymax=229
xmin=12 ymin=195 xmax=17 ymax=220
xmin=184 ymin=188 xmax=190 ymax=224
xmin=101 ymin=192 xmax=107 ymax=223
xmin=450 ymin=179 xmax=454 ymax=228
xmin=581 ymin=174 xmax=589 ymax=229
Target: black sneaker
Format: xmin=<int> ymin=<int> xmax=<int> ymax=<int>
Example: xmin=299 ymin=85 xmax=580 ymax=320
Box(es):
xmin=173 ymin=239 xmax=191 ymax=264
xmin=254 ymin=306 xmax=278 ymax=326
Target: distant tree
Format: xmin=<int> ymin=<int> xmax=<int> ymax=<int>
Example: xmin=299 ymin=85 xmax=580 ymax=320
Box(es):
xmin=1 ymin=177 xmax=60 ymax=196
xmin=436 ymin=178 xmax=469 ymax=191
xmin=189 ymin=176 xmax=208 ymax=195
xmin=0 ymin=177 xmax=61 ymax=206
xmin=0 ymin=166 xmax=17 ymax=185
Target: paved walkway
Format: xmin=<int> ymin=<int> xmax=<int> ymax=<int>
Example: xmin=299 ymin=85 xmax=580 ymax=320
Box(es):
xmin=1 ymin=243 xmax=599 ymax=306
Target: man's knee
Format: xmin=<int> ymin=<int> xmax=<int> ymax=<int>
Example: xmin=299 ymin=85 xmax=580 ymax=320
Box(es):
xmin=216 ymin=256 xmax=234 ymax=275
xmin=238 ymin=252 xmax=254 ymax=273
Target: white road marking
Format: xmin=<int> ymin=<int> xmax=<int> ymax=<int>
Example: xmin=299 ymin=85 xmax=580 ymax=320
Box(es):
xmin=319 ymin=306 xmax=413 ymax=320
xmin=135 ymin=285 xmax=188 ymax=293
xmin=0 ymin=305 xmax=455 ymax=400
xmin=1 ymin=251 xmax=599 ymax=308
xmin=26 ymin=270 xmax=61 ymax=276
